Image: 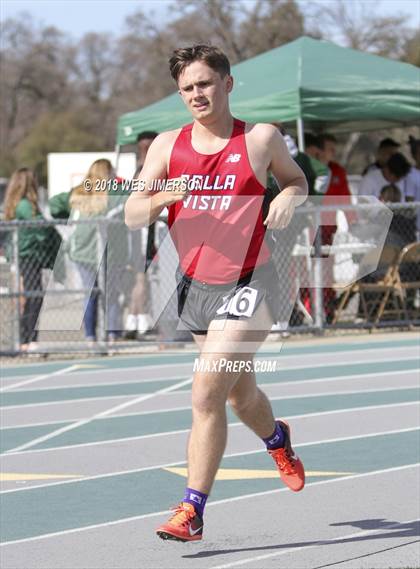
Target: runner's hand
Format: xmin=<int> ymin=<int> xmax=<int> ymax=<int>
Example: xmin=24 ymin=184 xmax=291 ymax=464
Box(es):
xmin=160 ymin=176 xmax=190 ymax=207
xmin=263 ymin=193 xmax=296 ymax=230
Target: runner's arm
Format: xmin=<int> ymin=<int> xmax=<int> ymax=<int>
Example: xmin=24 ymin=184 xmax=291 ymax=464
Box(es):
xmin=265 ymin=127 xmax=308 ymax=229
xmin=124 ymin=132 xmax=188 ymax=229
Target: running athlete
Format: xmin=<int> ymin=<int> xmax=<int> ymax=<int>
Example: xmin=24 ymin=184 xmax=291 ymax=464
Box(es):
xmin=125 ymin=45 xmax=308 ymax=542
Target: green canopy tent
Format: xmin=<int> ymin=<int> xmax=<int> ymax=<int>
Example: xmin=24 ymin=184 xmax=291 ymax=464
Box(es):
xmin=116 ymin=35 xmax=420 ymax=152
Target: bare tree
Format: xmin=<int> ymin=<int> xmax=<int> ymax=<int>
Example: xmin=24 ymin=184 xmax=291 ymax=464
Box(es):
xmin=301 ymin=0 xmax=410 ymax=59
xmin=401 ymin=29 xmax=420 ymax=66
xmin=73 ymin=33 xmax=115 ymax=104
xmin=0 ymin=15 xmax=77 ymax=177
xmin=238 ymin=0 xmax=305 ymax=59
xmin=1 ymin=1 xmax=416 ymax=181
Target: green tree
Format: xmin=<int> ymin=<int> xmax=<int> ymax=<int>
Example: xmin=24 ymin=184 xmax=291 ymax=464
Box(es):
xmin=16 ymin=111 xmax=103 ymax=185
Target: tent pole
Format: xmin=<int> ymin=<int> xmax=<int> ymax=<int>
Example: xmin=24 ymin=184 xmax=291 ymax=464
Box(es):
xmin=296 ymin=118 xmax=305 ymax=152
xmin=114 ymin=144 xmax=121 ymax=172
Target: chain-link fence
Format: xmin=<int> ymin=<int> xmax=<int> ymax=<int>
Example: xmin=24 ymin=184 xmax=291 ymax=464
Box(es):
xmin=1 ymin=200 xmax=419 ymax=356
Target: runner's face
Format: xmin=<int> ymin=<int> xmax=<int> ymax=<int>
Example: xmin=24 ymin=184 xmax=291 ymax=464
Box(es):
xmin=178 ymin=61 xmax=232 ymax=120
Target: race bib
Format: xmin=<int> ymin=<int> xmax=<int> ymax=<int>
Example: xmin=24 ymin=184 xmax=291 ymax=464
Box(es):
xmin=216 ymin=287 xmax=258 ymax=317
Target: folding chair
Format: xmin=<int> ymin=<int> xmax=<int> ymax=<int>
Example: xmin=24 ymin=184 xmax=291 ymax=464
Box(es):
xmin=331 ymin=280 xmax=359 ymax=324
xmin=393 ymin=242 xmax=420 ymax=321
xmin=358 ymin=244 xmax=402 ymax=324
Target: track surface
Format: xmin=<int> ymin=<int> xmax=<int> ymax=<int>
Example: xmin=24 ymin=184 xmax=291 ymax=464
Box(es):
xmin=1 ymin=332 xmax=419 ymax=568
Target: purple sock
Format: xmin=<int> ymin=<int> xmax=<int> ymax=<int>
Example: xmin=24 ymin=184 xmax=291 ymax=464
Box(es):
xmin=183 ymin=487 xmax=208 ymax=518
xmin=263 ymin=422 xmax=285 ymax=450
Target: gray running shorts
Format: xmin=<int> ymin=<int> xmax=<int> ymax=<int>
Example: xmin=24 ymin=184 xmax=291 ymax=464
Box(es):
xmin=176 ymin=262 xmax=281 ymax=335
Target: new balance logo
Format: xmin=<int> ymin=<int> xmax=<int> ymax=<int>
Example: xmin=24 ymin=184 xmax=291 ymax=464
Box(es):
xmin=225 ymin=153 xmax=241 ymax=163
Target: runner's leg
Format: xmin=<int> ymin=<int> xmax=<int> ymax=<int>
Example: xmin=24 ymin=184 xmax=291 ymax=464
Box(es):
xmin=228 ymin=369 xmax=276 ymax=439
xmin=187 ymin=301 xmax=273 ymax=494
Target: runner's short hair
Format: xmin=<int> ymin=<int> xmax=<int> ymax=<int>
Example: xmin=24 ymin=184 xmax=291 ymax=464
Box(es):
xmin=169 ymin=45 xmax=231 ymax=82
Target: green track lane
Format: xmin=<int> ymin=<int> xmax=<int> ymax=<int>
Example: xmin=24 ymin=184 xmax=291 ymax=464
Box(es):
xmin=2 ymin=387 xmax=418 ymax=452
xmin=1 ymin=357 xmax=418 ymax=407
xmin=0 ymin=378 xmax=182 ymax=407
xmin=1 ymin=337 xmax=418 ymax=379
xmin=1 ymin=429 xmax=418 ymax=543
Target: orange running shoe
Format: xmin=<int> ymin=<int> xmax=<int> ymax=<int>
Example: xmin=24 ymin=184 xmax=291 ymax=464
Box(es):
xmin=268 ymin=419 xmax=305 ymax=492
xmin=156 ymin=502 xmax=203 ymax=542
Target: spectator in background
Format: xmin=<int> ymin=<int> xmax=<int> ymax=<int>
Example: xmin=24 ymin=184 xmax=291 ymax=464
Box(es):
xmin=379 ymin=185 xmax=416 ymax=248
xmin=316 ymin=134 xmax=353 ymax=323
xmin=125 ymin=131 xmax=158 ymax=338
xmin=4 ymin=168 xmax=45 ymax=351
xmin=50 ymin=159 xmax=129 ymax=345
xmin=70 ymin=160 xmax=110 ymax=345
xmin=304 ymin=133 xmax=331 ymax=195
xmin=405 ymin=137 xmax=420 ymax=238
xmin=362 ymin=138 xmax=400 ymax=175
xmin=318 ymin=133 xmax=352 ymax=201
xmin=359 ymin=152 xmax=411 ymax=200
xmin=408 ymin=136 xmax=420 ymax=174
xmin=269 ymin=124 xmax=316 ymax=196
xmin=267 ymin=124 xmax=310 ymax=332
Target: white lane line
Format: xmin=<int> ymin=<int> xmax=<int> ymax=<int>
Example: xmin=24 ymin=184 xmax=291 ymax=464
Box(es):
xmin=0 ymin=357 xmax=195 ymax=381
xmin=0 ymin=463 xmax=418 ymax=546
xmin=2 ymin=368 xmax=418 ymax=410
xmin=3 ymin=374 xmax=189 ymax=392
xmin=2 ymin=401 xmax=419 ymax=458
xmin=1 ymin=424 xmax=418 ymax=494
xmin=2 ymin=394 xmax=132 ymax=410
xmin=3 ymin=376 xmax=194 ymax=455
xmin=107 ymin=384 xmax=419 ymax=421
xmin=176 ymin=367 xmax=420 ymax=393
xmin=211 ymin=517 xmax=420 ymax=569
xmin=0 ymin=365 xmax=81 ymax=393
xmin=2 ymin=401 xmax=419 ymax=459
xmin=2 ymin=384 xmax=419 ymax=430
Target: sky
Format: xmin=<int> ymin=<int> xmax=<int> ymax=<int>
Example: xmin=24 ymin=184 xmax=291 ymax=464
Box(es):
xmin=1 ymin=0 xmax=419 ymax=39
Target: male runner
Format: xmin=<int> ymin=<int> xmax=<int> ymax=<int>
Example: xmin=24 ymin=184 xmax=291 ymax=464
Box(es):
xmin=125 ymin=45 xmax=308 ymax=542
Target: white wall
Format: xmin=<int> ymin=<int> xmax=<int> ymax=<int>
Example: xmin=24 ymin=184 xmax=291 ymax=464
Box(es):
xmin=47 ymin=152 xmax=136 ymax=197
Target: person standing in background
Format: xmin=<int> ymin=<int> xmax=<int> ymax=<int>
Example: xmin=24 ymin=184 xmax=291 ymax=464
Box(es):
xmin=4 ymin=169 xmax=45 ymax=351
xmin=304 ymin=133 xmax=331 ymax=196
xmin=362 ymin=138 xmax=401 ymax=175
xmin=317 ymin=134 xmax=353 ymax=323
xmin=405 ymin=137 xmax=420 ymax=239
xmin=50 ymin=159 xmax=129 ymax=345
xmin=125 ymin=131 xmax=158 ymax=338
xmin=359 ymin=152 xmax=411 ymax=200
xmin=405 ymin=137 xmax=420 ymax=199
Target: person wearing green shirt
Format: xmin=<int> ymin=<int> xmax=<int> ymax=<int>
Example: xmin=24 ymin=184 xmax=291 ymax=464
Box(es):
xmin=4 ymin=168 xmax=46 ymax=351
xmin=49 ymin=159 xmax=130 ymax=344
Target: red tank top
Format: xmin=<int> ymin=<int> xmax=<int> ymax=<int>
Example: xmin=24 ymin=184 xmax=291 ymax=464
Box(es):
xmin=167 ymin=118 xmax=270 ymax=284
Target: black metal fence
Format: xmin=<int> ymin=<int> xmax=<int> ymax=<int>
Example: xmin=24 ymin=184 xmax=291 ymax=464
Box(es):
xmin=1 ymin=201 xmax=419 ymax=356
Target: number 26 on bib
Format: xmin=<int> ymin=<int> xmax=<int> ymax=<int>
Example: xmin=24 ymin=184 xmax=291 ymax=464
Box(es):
xmin=216 ymin=287 xmax=258 ymax=317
